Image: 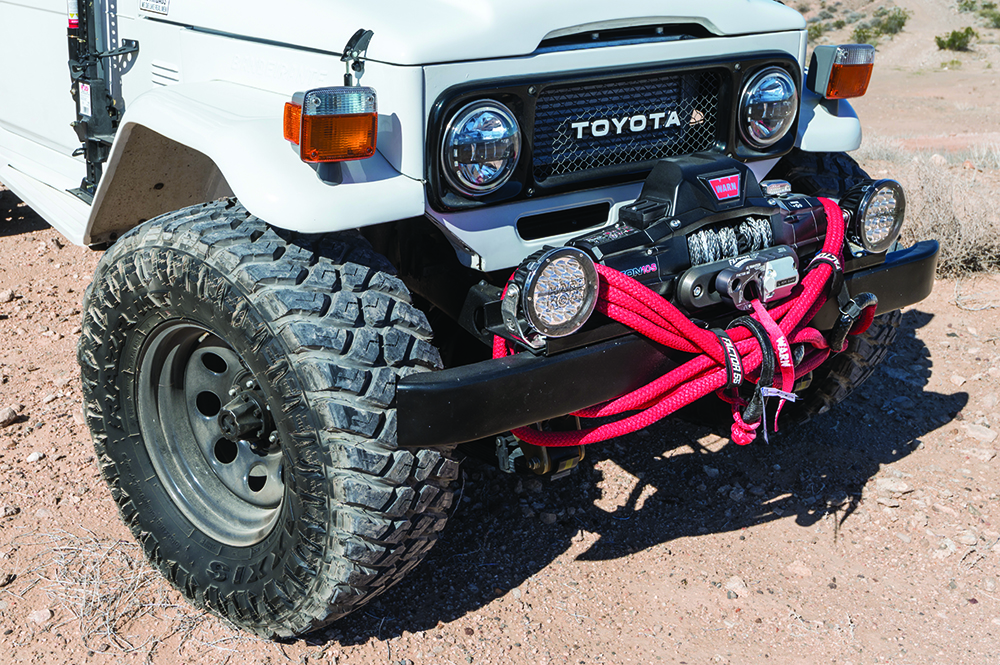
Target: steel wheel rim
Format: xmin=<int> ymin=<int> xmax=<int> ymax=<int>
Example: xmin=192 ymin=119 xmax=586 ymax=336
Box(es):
xmin=137 ymin=320 xmax=283 ymax=547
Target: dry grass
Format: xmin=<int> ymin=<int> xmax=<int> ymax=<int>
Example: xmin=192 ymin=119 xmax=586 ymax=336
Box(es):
xmin=4 ymin=528 xmax=261 ymax=662
xmin=857 ymin=139 xmax=1000 ymax=276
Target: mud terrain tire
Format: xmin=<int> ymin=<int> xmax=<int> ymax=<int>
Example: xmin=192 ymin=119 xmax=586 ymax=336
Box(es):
xmin=78 ymin=200 xmax=458 ymax=637
xmin=773 ymin=149 xmax=902 ymax=423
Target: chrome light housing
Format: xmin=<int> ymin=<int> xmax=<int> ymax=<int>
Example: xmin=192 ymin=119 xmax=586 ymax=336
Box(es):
xmin=842 ymin=179 xmax=906 ymax=253
xmin=502 ymin=247 xmax=599 ymax=347
xmin=441 ymin=100 xmax=521 ymax=197
xmin=738 ymin=67 xmax=798 ymax=149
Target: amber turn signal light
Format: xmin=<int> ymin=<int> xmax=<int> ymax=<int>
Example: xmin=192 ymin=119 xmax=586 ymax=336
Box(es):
xmin=283 ymin=102 xmax=302 ymax=144
xmin=283 ymin=87 xmax=378 ymax=162
xmin=807 ymin=45 xmax=875 ymax=99
xmin=300 ymin=113 xmax=377 ymax=163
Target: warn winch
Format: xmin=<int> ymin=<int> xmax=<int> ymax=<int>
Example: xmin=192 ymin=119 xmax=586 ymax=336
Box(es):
xmin=493 ymin=153 xmax=903 ymax=353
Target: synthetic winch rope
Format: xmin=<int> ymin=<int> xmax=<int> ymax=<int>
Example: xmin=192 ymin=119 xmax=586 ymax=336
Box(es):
xmin=493 ymin=198 xmax=878 ymax=448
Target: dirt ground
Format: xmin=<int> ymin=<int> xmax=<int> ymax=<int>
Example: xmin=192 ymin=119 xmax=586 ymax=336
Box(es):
xmin=2 ymin=1 xmax=1000 ymax=663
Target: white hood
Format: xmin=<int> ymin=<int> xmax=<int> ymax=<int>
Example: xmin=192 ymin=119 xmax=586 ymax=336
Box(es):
xmin=160 ymin=1 xmax=805 ymax=65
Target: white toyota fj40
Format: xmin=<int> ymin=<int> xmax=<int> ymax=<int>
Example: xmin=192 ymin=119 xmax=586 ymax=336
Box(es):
xmin=0 ymin=0 xmax=937 ymax=637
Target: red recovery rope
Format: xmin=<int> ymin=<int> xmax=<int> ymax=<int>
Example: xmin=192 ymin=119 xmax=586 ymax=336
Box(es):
xmin=493 ymin=198 xmax=876 ymax=447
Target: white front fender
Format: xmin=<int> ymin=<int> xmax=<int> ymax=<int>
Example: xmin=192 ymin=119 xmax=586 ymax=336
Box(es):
xmin=85 ymin=81 xmax=425 ymax=244
xmin=795 ymin=87 xmax=863 ymax=153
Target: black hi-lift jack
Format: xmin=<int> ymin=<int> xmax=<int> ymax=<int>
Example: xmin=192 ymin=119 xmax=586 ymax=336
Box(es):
xmin=67 ymin=0 xmax=138 ymax=202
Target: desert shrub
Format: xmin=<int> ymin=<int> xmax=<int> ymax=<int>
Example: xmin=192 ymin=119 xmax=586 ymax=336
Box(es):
xmin=935 ymin=27 xmax=978 ymax=50
xmin=834 ymin=19 xmax=846 ymax=28
xmin=852 ymin=25 xmax=876 ymax=44
xmin=899 ymin=161 xmax=1000 ymax=275
xmin=981 ymin=8 xmax=1000 ymax=27
xmin=958 ymin=0 xmax=978 ymax=11
xmin=846 ymin=10 xmax=864 ymax=23
xmin=809 ymin=23 xmax=827 ymax=41
xmin=872 ymin=7 xmax=910 ymax=34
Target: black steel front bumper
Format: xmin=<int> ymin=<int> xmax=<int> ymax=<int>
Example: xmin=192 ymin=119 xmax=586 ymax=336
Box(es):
xmin=397 ymin=240 xmax=939 ymax=448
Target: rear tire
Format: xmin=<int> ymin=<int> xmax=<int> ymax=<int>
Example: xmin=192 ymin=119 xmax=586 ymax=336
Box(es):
xmin=79 ymin=200 xmax=458 ymax=637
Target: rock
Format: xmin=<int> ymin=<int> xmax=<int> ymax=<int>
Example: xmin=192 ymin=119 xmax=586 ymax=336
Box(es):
xmin=0 ymin=573 xmax=15 ymax=588
xmin=26 ymin=451 xmax=45 ymax=463
xmin=724 ymin=576 xmax=748 ymax=596
xmin=952 ymin=374 xmax=968 ymax=387
xmin=703 ymin=466 xmax=720 ymax=478
xmin=41 ymin=393 xmax=57 ymax=405
xmin=877 ymin=497 xmax=900 ymax=508
xmin=933 ymin=503 xmax=958 ymax=517
xmin=512 ymin=588 xmax=522 ymax=600
xmin=28 ymin=609 xmax=53 ymax=625
xmin=875 ymin=478 xmax=912 ymax=494
xmin=524 ymin=479 xmax=543 ymax=493
xmin=965 ymin=424 xmax=997 ymax=444
xmin=2 ymin=506 xmax=19 ymax=518
xmin=896 ymin=533 xmax=912 ymax=544
xmin=729 ymin=487 xmax=745 ymax=502
xmin=933 ymin=538 xmax=957 ymax=559
xmin=930 ymin=153 xmax=948 ymax=167
xmin=539 ymin=512 xmax=557 ymax=525
xmin=984 ymin=393 xmax=999 ymax=411
xmin=0 ymin=407 xmax=17 ymax=427
xmin=0 ymin=289 xmax=13 ymax=303
xmin=963 ymin=160 xmax=976 ymax=170
xmin=787 ymin=560 xmax=812 ymax=578
xmin=749 ymin=485 xmax=766 ymax=497
xmin=960 ymin=448 xmax=997 ymax=462
xmin=956 ymin=532 xmax=979 ymax=546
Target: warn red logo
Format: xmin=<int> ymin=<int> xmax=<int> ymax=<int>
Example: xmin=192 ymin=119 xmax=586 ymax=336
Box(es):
xmin=708 ymin=174 xmax=741 ymax=200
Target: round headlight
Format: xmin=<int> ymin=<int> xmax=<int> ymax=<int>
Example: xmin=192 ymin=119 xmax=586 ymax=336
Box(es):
xmin=738 ymin=67 xmax=798 ymax=149
xmin=847 ymin=179 xmax=906 ymax=253
xmin=523 ymin=248 xmax=598 ymax=338
xmin=441 ymin=100 xmax=521 ymax=197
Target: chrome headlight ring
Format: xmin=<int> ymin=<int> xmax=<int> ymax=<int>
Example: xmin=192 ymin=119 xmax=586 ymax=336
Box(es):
xmin=440 ymin=100 xmax=521 ymax=197
xmin=738 ymin=66 xmax=799 ymax=149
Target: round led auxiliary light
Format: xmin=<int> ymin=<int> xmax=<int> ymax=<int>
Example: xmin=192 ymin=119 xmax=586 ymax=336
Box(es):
xmin=441 ymin=100 xmax=521 ymax=197
xmin=522 ymin=247 xmax=599 ymax=338
xmin=842 ymin=179 xmax=906 ymax=253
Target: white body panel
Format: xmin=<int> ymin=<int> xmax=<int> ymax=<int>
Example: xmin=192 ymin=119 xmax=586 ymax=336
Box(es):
xmin=796 ymin=90 xmax=863 ymax=153
xmin=151 ymin=0 xmax=805 ymax=65
xmin=85 ymin=81 xmax=426 ymax=244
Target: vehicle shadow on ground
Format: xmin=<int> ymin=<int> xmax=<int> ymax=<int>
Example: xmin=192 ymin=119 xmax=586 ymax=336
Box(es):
xmin=0 ymin=188 xmax=50 ymax=237
xmin=308 ymin=307 xmax=967 ymax=647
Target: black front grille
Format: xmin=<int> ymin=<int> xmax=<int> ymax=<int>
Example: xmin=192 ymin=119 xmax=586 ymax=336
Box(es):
xmin=532 ymin=70 xmax=723 ymax=183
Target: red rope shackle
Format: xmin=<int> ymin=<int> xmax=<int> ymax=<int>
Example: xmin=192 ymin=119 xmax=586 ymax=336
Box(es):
xmin=493 ymin=198 xmax=876 ymax=447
